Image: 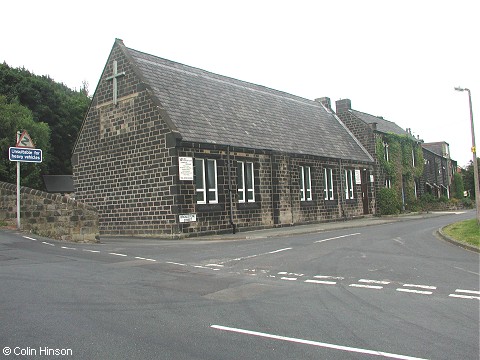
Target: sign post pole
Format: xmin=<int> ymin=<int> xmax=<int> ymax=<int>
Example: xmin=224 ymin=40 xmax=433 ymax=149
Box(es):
xmin=16 ymin=131 xmax=21 ymax=230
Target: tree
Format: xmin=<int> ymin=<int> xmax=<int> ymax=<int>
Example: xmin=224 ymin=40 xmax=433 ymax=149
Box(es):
xmin=0 ymin=96 xmax=51 ymax=189
xmin=0 ymin=63 xmax=90 ymax=176
xmin=451 ymin=172 xmax=465 ymax=199
xmin=462 ymin=158 xmax=480 ymax=199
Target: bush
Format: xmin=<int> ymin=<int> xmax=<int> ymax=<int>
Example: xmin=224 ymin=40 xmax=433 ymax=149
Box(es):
xmin=462 ymin=198 xmax=473 ymax=209
xmin=378 ymin=188 xmax=401 ymax=215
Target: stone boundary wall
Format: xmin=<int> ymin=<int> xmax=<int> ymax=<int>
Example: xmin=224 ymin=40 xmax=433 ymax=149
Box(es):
xmin=0 ymin=181 xmax=99 ymax=242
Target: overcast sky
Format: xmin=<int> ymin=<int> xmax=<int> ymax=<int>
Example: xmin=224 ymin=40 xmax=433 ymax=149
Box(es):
xmin=2 ymin=0 xmax=478 ymax=166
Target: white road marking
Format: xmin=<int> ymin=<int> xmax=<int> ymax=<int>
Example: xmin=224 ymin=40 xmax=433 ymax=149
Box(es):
xmin=205 ymin=264 xmax=224 ymax=267
xmin=403 ymin=284 xmax=436 ymax=290
xmin=166 ymin=261 xmax=187 ymax=266
xmin=211 ymin=325 xmax=427 ymax=360
xmin=315 ymin=233 xmax=361 ymax=243
xmin=449 ymin=294 xmax=480 ymax=300
xmin=314 ymin=275 xmax=344 ymax=280
xmin=396 ymin=288 xmax=432 ymax=295
xmin=305 ymin=279 xmax=337 ymax=285
xmin=268 ymin=247 xmax=292 ymax=254
xmin=278 ymin=272 xmax=304 ymax=277
xmin=455 ymin=289 xmax=480 ymax=295
xmin=83 ymin=249 xmax=100 ymax=253
xmin=281 ymin=277 xmax=297 ymax=281
xmin=134 ymin=257 xmax=156 ymax=262
xmin=23 ymin=236 xmax=37 ymax=241
xmin=359 ymin=279 xmax=391 ymax=285
xmin=109 ymin=252 xmax=127 ymax=257
xmin=349 ymin=284 xmax=383 ymax=289
xmin=226 ymin=247 xmax=293 ymax=263
xmin=42 ymin=241 xmax=54 ymax=246
xmin=61 ymin=246 xmax=76 ymax=250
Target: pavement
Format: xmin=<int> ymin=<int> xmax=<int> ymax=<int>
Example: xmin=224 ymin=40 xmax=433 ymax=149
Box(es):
xmin=191 ymin=211 xmax=472 ymax=241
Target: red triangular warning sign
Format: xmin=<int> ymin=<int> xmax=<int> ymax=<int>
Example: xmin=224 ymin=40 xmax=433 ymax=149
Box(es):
xmin=16 ymin=131 xmax=36 ymax=148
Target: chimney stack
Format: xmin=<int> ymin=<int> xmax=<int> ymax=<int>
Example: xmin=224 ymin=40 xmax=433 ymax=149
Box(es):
xmin=335 ymin=99 xmax=352 ymax=114
xmin=315 ymin=97 xmax=332 ymax=111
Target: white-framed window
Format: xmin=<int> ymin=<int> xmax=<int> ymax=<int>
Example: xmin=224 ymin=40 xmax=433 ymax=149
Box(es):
xmin=385 ymin=177 xmax=392 ymax=189
xmin=195 ymin=158 xmax=218 ymax=204
xmin=345 ymin=169 xmax=354 ymax=200
xmin=237 ymin=161 xmax=255 ymax=203
xmin=383 ymin=141 xmax=389 ymax=162
xmin=324 ymin=168 xmax=334 ymax=200
xmin=300 ymin=166 xmax=312 ymax=201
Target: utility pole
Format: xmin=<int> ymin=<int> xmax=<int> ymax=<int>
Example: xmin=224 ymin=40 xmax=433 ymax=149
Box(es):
xmin=455 ymin=87 xmax=480 ymax=225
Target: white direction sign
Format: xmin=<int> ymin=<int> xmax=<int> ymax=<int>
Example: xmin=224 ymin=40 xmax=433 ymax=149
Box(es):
xmin=9 ymin=147 xmax=43 ymax=163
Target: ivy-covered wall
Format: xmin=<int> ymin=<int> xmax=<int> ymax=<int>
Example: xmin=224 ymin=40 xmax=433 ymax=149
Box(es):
xmin=375 ymin=134 xmax=424 ymax=212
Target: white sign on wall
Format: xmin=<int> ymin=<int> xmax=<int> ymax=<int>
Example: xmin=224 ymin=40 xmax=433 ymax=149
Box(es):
xmin=179 ymin=156 xmax=194 ymax=181
xmin=370 ymin=175 xmax=374 ymax=183
xmin=179 ymin=213 xmax=197 ymax=223
xmin=355 ymin=169 xmax=362 ymax=185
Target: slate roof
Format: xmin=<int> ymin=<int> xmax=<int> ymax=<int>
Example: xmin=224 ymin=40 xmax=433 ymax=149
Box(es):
xmin=422 ymin=142 xmax=449 ymax=157
xmin=122 ymin=44 xmax=373 ymax=163
xmin=350 ymin=110 xmax=408 ymax=136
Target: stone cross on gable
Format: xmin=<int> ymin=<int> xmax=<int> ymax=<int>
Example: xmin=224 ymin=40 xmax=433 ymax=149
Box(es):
xmin=106 ymin=60 xmax=125 ymax=105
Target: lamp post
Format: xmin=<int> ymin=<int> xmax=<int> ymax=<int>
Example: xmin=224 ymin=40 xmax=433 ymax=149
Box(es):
xmin=455 ymin=87 xmax=480 ymax=225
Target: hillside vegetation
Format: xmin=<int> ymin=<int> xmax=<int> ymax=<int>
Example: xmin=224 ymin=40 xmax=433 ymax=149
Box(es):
xmin=0 ymin=63 xmax=90 ymax=189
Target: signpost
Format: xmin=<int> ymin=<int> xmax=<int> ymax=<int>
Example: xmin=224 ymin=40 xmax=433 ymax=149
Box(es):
xmin=9 ymin=147 xmax=43 ymax=163
xmin=8 ymin=131 xmax=42 ymax=230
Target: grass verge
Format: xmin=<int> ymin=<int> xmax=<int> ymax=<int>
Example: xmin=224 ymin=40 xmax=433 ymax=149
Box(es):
xmin=443 ymin=219 xmax=480 ymax=249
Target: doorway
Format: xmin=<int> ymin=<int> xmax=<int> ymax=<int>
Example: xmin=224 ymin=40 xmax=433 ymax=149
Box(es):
xmin=361 ymin=170 xmax=370 ymax=215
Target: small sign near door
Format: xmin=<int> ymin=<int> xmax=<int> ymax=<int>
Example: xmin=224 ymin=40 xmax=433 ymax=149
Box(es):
xmin=355 ymin=169 xmax=362 ymax=185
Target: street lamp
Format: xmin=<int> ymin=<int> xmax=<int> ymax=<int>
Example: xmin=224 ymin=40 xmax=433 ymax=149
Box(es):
xmin=455 ymin=87 xmax=480 ymax=225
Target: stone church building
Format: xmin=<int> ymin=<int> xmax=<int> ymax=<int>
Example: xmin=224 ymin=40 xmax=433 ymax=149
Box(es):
xmin=72 ymin=39 xmax=374 ymax=237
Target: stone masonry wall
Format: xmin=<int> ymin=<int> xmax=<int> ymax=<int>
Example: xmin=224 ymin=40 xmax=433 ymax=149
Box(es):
xmin=72 ymin=43 xmax=178 ymax=236
xmin=0 ymin=181 xmax=99 ymax=242
xmin=175 ymin=142 xmax=374 ymax=236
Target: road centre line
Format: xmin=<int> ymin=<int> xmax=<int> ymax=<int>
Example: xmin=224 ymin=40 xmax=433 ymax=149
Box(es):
xmin=23 ymin=236 xmax=37 ymax=241
xmin=83 ymin=249 xmax=100 ymax=253
xmin=268 ymin=247 xmax=292 ymax=254
xmin=223 ymin=247 xmax=293 ymax=264
xmin=61 ymin=246 xmax=76 ymax=250
xmin=135 ymin=256 xmax=157 ymax=262
xmin=166 ymin=261 xmax=187 ymax=266
xmin=315 ymin=233 xmax=361 ymax=243
xmin=281 ymin=277 xmax=298 ymax=281
xmin=42 ymin=241 xmax=54 ymax=246
xmin=211 ymin=325 xmax=427 ymax=360
xmin=108 ymin=252 xmax=128 ymax=257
